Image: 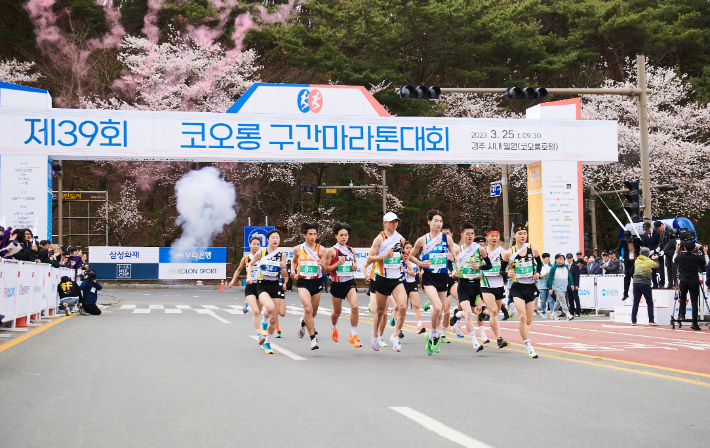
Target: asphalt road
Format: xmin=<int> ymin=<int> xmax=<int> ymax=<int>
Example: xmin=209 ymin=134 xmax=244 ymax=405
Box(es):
xmin=1 ymin=288 xmax=708 ymax=448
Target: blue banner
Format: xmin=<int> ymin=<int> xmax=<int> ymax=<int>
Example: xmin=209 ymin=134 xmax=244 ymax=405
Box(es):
xmin=159 ymin=247 xmax=227 ymax=264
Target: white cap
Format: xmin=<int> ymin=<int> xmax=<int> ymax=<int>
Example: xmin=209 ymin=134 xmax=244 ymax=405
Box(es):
xmin=383 ymin=212 xmax=399 ymax=222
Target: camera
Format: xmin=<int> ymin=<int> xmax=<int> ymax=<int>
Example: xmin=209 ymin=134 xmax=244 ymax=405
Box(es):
xmin=86 ymin=269 xmax=97 ymax=281
xmin=677 ymin=228 xmax=697 ymax=243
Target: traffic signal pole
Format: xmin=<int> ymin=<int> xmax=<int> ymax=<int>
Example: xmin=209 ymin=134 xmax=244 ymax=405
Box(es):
xmin=636 ymin=55 xmax=652 ymax=222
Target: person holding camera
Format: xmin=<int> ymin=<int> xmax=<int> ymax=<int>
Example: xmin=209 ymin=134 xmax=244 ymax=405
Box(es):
xmin=78 ymin=269 xmax=102 ymax=315
xmin=673 ymin=241 xmax=708 ymax=330
xmin=615 ymin=230 xmax=643 ymax=301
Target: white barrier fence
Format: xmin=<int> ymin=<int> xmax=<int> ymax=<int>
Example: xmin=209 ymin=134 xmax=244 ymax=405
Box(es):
xmin=0 ymin=259 xmax=75 ymax=328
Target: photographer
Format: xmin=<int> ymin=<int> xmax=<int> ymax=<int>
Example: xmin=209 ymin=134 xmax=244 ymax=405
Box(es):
xmin=673 ymin=241 xmax=708 ymax=330
xmin=78 ymin=269 xmax=102 ymax=315
xmin=662 ymin=229 xmax=678 ymax=289
xmin=615 ymin=230 xmax=642 ymax=301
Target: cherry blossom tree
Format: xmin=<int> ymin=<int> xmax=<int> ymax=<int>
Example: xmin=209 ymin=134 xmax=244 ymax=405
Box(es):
xmin=0 ymin=60 xmax=42 ymax=84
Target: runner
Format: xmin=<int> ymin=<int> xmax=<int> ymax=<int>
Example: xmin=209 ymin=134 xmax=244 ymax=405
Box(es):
xmin=402 ymin=241 xmax=425 ymax=334
xmin=323 ymin=222 xmax=362 ymax=348
xmin=449 ymin=223 xmax=490 ymax=353
xmin=291 ymin=222 xmax=328 ymax=350
xmin=473 ymin=227 xmax=509 ymax=348
xmin=365 ymin=212 xmax=408 ymax=352
xmin=410 ymin=209 xmax=454 ymax=355
xmin=245 ymin=229 xmax=288 ymax=354
xmin=229 ymin=236 xmax=262 ymax=336
xmin=363 ymin=261 xmax=388 ymax=347
xmin=422 ymin=224 xmax=458 ymax=343
xmin=501 ymin=224 xmax=542 ymax=358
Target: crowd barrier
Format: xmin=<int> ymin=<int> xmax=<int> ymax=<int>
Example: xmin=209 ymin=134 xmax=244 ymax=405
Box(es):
xmin=0 ymin=259 xmax=75 ymax=329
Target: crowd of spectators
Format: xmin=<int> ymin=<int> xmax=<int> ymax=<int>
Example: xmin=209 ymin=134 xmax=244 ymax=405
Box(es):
xmin=0 ymin=226 xmax=87 ymax=271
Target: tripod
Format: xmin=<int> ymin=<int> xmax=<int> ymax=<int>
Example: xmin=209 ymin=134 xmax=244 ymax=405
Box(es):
xmin=670 ymin=271 xmax=710 ymax=329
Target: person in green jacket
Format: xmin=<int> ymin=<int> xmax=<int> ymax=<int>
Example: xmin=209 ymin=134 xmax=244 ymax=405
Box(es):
xmin=631 ymin=247 xmax=659 ymax=326
xmin=546 ymin=254 xmax=575 ymax=321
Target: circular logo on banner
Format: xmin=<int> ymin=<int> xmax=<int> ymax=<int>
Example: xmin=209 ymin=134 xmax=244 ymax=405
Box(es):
xmin=308 ymin=89 xmax=323 ymax=113
xmin=297 ymin=89 xmax=311 ymax=113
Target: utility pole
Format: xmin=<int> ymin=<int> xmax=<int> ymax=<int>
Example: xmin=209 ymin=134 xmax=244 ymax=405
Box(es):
xmin=381 ymin=169 xmax=387 ymax=214
xmin=636 ymin=55 xmax=652 ymax=222
xmin=589 ymin=186 xmax=597 ymax=254
xmin=501 ymin=164 xmax=510 ymax=248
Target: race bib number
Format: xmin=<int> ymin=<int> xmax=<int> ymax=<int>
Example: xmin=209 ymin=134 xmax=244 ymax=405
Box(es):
xmin=300 ymin=261 xmax=318 ymax=275
xmin=484 ymin=261 xmax=500 ymax=276
xmin=337 ymin=263 xmax=354 ymax=274
xmin=262 ymin=259 xmax=281 ymax=273
xmin=384 ymin=254 xmax=401 ymax=270
xmin=460 ymin=267 xmax=480 ymax=280
xmin=515 ymin=264 xmax=534 ymax=278
xmin=428 ymin=254 xmax=447 ymax=270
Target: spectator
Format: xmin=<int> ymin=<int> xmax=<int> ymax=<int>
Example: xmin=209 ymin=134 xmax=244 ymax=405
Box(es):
xmin=79 ymin=269 xmax=102 ymax=315
xmin=547 ymin=254 xmax=575 ymax=320
xmin=602 ymin=251 xmax=621 ymax=274
xmin=57 ymin=275 xmax=82 ymax=315
xmin=11 ymin=228 xmax=37 ymax=261
xmin=586 ymin=255 xmax=602 ymax=275
xmin=579 ymin=258 xmax=589 ymax=275
xmin=673 ymin=241 xmax=708 ymax=330
xmin=536 ymin=253 xmax=552 ymax=318
xmin=66 ymin=246 xmax=84 ymax=271
xmin=662 ymin=229 xmax=678 ymax=289
xmin=568 ymin=259 xmax=583 ymax=317
xmin=38 ymin=248 xmax=62 ymax=268
xmin=575 ymin=251 xmax=582 ymax=259
xmin=0 ymin=226 xmax=22 ymax=259
xmin=631 ymin=247 xmax=659 ymax=326
xmin=39 ymin=240 xmax=51 ymax=250
xmin=641 ymin=221 xmax=662 ymax=288
xmin=583 ymin=255 xmax=589 ymax=264
xmin=286 ymin=259 xmax=293 ymax=291
xmin=615 ymin=230 xmax=642 ymax=301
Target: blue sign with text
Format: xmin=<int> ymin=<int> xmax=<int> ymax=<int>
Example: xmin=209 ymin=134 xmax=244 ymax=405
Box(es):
xmin=243 ymin=226 xmax=275 ymax=250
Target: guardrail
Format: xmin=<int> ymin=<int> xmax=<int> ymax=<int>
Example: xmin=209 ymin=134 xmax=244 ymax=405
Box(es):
xmin=0 ymin=259 xmax=76 ymax=329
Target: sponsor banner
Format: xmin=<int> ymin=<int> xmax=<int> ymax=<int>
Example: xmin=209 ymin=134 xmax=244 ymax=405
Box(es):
xmin=596 ymin=276 xmax=624 ymax=310
xmin=91 ymin=263 xmax=159 ymax=280
xmin=0 ymin=262 xmax=20 ymax=321
xmin=160 ymin=247 xmax=227 ymax=264
xmin=578 ymin=275 xmax=596 ymax=308
xmin=89 ymin=247 xmax=159 ymax=264
xmin=159 ymin=263 xmax=226 ymax=280
xmin=0 ymin=154 xmax=52 ymax=241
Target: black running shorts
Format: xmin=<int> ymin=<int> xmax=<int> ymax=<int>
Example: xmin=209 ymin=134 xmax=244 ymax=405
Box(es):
xmin=480 ymin=286 xmax=504 ymax=302
xmin=368 ymin=280 xmax=376 ymax=295
xmin=422 ymin=272 xmax=449 ymax=292
xmin=404 ymin=281 xmax=418 ymax=295
xmin=257 ymin=280 xmax=285 ymax=300
xmin=297 ymin=278 xmax=323 ymax=296
xmin=509 ymin=282 xmax=539 ymax=304
xmin=457 ymin=280 xmax=482 ymax=306
xmin=447 ymin=276 xmax=456 ymax=295
xmin=374 ymin=276 xmax=403 ymax=296
xmin=245 ymin=282 xmax=258 ymax=298
xmin=331 ymin=279 xmax=356 ymax=299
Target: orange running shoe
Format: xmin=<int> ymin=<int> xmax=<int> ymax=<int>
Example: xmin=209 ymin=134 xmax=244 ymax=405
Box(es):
xmin=348 ymin=334 xmax=363 ymax=347
xmin=331 ymin=328 xmax=339 ymax=342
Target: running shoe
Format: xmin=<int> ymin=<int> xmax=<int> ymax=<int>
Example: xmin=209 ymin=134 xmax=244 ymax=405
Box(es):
xmin=349 ymin=334 xmax=363 ymax=347
xmin=390 ymin=334 xmax=401 ymax=352
xmin=541 ymin=314 xmax=548 ymax=319
xmin=276 ymin=326 xmax=282 ymax=338
xmin=497 ymin=337 xmax=508 ymax=348
xmin=450 ymin=312 xmax=459 ymax=327
xmin=528 ymin=348 xmax=538 ymax=358
xmin=263 ymin=342 xmax=274 ymax=354
xmin=501 ymin=311 xmax=509 ymax=321
xmin=649 ymin=322 xmax=658 ymax=326
xmin=331 ymin=328 xmax=339 ymax=342
xmin=475 ymin=344 xmax=484 ymax=353
xmin=440 ymin=336 xmax=450 ymax=344
xmin=432 ymin=337 xmax=440 ymax=353
xmin=399 ymin=330 xmax=405 ymax=339
xmin=416 ymin=325 xmax=426 ymax=334
xmin=379 ymin=337 xmax=388 ymax=348
xmin=297 ymin=317 xmax=306 ymax=338
xmin=371 ymin=335 xmax=380 ymax=351
xmin=567 ymin=315 xmax=574 ymax=321
xmin=481 ymin=338 xmax=490 ymax=344
xmin=453 ymin=322 xmax=465 ymax=338
xmin=426 ymin=337 xmax=433 ymax=355
xmin=550 ymin=313 xmax=559 ymax=320
xmin=423 ymin=300 xmax=432 ymax=312
xmin=260 ymin=321 xmax=268 ymax=336
xmin=243 ymin=302 xmax=249 ymax=314
xmin=258 ymin=333 xmax=266 ymax=345
xmin=389 ymin=315 xmax=395 ymax=327
xmin=367 ymin=303 xmax=372 ymax=314
xmin=311 ymin=338 xmax=319 ymax=350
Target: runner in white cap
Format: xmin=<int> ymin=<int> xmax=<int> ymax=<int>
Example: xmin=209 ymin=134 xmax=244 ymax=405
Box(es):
xmin=501 ymin=224 xmax=542 ymax=358
xmin=291 ymin=222 xmax=328 ymax=350
xmin=366 ymin=212 xmax=408 ymax=352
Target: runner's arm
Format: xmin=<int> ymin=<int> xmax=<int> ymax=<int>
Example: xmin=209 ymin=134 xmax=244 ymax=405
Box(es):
xmin=290 ymin=245 xmax=300 ymax=278
xmin=365 ymin=235 xmax=386 ymax=264
xmin=321 ymin=247 xmax=339 ymax=274
xmin=409 ymin=237 xmax=430 ymax=268
xmin=479 ymin=256 xmax=492 ymax=271
xmin=230 ymin=257 xmax=246 ymax=286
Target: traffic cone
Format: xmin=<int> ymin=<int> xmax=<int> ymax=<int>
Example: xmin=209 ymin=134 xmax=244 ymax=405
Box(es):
xmin=219 ymin=279 xmax=226 ymax=293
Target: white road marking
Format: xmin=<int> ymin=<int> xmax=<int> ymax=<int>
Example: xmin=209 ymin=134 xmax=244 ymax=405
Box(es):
xmin=149 ymin=305 xmax=164 ymax=309
xmin=390 ymin=407 xmax=493 ymax=448
xmin=194 ymin=308 xmax=231 ymax=323
xmin=249 ymin=335 xmax=306 ymax=360
xmin=165 ymin=309 xmax=182 ymax=314
xmin=202 ymin=305 xmax=222 ymax=310
xmin=133 ymin=308 xmax=150 ymax=313
xmin=175 ymin=305 xmax=192 ymax=309
xmin=119 ymin=305 xmax=136 ymax=310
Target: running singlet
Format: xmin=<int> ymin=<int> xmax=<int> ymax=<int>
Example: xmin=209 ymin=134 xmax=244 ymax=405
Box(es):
xmin=258 ymin=248 xmax=284 ymax=281
xmin=421 ymin=233 xmax=448 ymax=274
xmin=245 ymin=254 xmax=259 ymax=281
xmin=447 ymin=243 xmax=458 ymax=278
xmin=298 ymin=244 xmax=322 ymax=280
xmin=330 ymin=245 xmax=354 ymax=282
xmin=459 ymin=245 xmax=483 ymax=281
xmin=378 ymin=231 xmax=403 ymax=279
xmin=510 ymin=244 xmax=536 ymax=284
xmin=482 ymin=246 xmax=504 ymax=288
xmin=402 ymin=260 xmax=417 ymax=282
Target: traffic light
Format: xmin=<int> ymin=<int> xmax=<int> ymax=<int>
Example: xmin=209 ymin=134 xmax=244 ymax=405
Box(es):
xmin=506 ymin=86 xmax=547 ymax=100
xmin=656 ymin=184 xmax=679 ymax=192
xmin=399 ymin=85 xmax=441 ymax=99
xmin=623 ymin=180 xmax=641 ymax=220
xmin=299 ymin=186 xmax=317 ymax=193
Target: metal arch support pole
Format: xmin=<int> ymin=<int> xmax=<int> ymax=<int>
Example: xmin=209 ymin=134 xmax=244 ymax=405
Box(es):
xmin=58 ymin=161 xmax=63 ymax=246
xmin=381 ymin=169 xmax=387 ymax=214
xmin=502 ymin=164 xmax=510 ymax=249
xmin=590 ymin=186 xmax=597 ymax=254
xmin=637 ymin=55 xmax=652 ymax=222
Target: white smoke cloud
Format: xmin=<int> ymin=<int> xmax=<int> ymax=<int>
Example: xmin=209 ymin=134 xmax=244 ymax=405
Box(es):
xmin=172 ymin=167 xmax=237 ymax=250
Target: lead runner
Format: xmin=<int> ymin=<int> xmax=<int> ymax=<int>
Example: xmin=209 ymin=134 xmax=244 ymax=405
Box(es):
xmin=501 ymin=224 xmax=542 ymax=359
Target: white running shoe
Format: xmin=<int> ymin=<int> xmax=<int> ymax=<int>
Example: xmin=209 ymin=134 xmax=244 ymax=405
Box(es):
xmin=541 ymin=313 xmax=548 ymax=319
xmin=371 ymin=335 xmax=380 ymax=351
xmin=390 ymin=334 xmax=401 ymax=352
xmin=310 ymin=337 xmax=319 ymax=350
xmin=528 ymin=347 xmax=538 ymax=358
xmin=298 ymin=317 xmax=306 ymax=338
xmin=453 ymin=322 xmax=465 ymax=337
xmin=379 ymin=336 xmax=387 ymax=348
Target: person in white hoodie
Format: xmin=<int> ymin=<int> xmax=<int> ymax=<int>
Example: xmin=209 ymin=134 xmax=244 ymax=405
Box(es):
xmin=536 ymin=253 xmax=553 ymax=318
xmin=546 ymin=254 xmax=575 ymax=321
